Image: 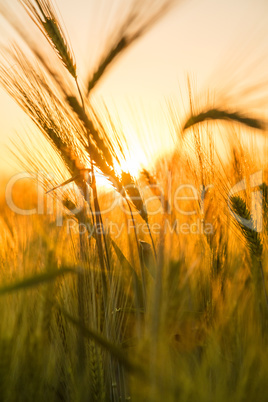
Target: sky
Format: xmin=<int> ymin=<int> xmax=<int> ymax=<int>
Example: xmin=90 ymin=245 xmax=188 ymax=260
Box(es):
xmin=0 ymin=0 xmax=267 ymax=177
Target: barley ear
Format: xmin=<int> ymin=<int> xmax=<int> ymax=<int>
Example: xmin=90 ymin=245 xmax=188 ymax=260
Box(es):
xmin=42 ymin=17 xmax=77 ymax=78
xmin=20 ymin=0 xmax=77 ymax=78
xmin=87 ymin=37 xmax=127 ymax=95
xmin=183 ymin=108 xmax=265 ymax=132
xmin=230 ymin=195 xmax=268 ymax=311
xmin=230 ymin=195 xmax=263 ymax=260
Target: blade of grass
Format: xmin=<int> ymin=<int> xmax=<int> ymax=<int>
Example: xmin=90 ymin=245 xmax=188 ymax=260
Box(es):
xmin=0 ymin=268 xmax=77 ymax=296
xmin=59 ymin=307 xmax=143 ymax=374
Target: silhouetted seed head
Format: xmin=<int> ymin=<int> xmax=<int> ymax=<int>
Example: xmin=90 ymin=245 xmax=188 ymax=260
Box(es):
xmin=230 ymin=195 xmax=263 ymax=260
xmin=183 ymin=108 xmax=265 ymax=131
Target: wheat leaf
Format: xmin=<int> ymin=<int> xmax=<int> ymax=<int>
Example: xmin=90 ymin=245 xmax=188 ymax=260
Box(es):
xmin=0 ymin=268 xmax=77 ymax=296
xmin=60 ymin=307 xmax=142 ymax=373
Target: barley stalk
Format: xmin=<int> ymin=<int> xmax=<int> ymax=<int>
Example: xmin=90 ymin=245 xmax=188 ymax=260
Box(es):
xmin=230 ymin=195 xmax=268 ymax=310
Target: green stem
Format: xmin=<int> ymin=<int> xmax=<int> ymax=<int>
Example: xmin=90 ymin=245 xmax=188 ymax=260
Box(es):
xmin=259 ymin=260 xmax=268 ymax=312
xmin=75 ymin=77 xmax=85 ymax=110
xmin=146 ymin=221 xmax=157 ymax=261
xmin=126 ymin=199 xmax=146 ymax=305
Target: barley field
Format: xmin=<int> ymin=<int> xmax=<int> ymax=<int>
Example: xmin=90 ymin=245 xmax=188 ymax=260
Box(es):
xmin=0 ymin=1 xmax=268 ymax=401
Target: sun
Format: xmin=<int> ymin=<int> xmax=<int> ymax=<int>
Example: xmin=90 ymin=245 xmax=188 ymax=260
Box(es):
xmin=113 ymin=154 xmax=144 ymax=179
